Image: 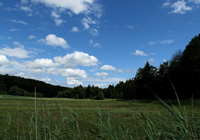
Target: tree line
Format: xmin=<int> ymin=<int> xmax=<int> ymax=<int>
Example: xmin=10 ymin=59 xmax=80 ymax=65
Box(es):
xmin=0 ymin=74 xmax=68 ymax=97
xmin=0 ymin=34 xmax=200 ymax=100
xmin=107 ymin=34 xmax=200 ymax=100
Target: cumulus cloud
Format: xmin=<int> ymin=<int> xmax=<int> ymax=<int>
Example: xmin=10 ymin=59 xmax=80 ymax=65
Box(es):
xmin=66 ymin=77 xmax=83 ymax=86
xmin=100 ymin=65 xmax=116 ymax=71
xmin=0 ymin=42 xmax=31 ymax=58
xmin=45 ymin=34 xmax=69 ymax=49
xmin=41 ymin=77 xmax=52 ymax=83
xmin=31 ymin=0 xmax=94 ymax=15
xmin=0 ymin=55 xmax=9 ymax=66
xmin=171 ymin=0 xmax=192 ymax=14
xmin=25 ymin=58 xmax=57 ymax=68
xmin=48 ymin=68 xmax=87 ymax=78
xmin=131 ymin=50 xmax=148 ymax=56
xmin=0 ymin=50 xmax=103 ymax=86
xmin=10 ymin=19 xmax=28 ymax=25
xmin=71 ymin=27 xmax=79 ymax=32
xmin=54 ymin=51 xmax=98 ymax=67
xmin=95 ymin=72 xmax=108 ymax=78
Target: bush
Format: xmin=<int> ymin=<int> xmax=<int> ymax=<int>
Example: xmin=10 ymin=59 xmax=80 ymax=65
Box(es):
xmin=0 ymin=90 xmax=7 ymax=94
xmin=94 ymin=92 xmax=105 ymax=100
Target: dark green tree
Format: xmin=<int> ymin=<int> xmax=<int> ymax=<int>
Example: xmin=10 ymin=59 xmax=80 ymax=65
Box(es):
xmin=134 ymin=62 xmax=157 ymax=99
xmin=180 ymin=34 xmax=200 ymax=98
xmin=94 ymin=92 xmax=105 ymax=100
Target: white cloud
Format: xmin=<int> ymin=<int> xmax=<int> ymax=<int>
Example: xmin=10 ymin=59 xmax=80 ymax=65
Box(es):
xmin=45 ymin=34 xmax=69 ymax=49
xmin=127 ymin=25 xmax=134 ymax=30
xmin=81 ymin=17 xmax=97 ymax=29
xmin=162 ymin=0 xmax=171 ymax=7
xmin=149 ymin=58 xmax=154 ymax=62
xmin=28 ymin=35 xmax=36 ymax=39
xmin=83 ymin=77 xmax=126 ymax=84
xmin=20 ymin=6 xmax=32 ymax=14
xmin=57 ymin=68 xmax=87 ymax=78
xmin=71 ymin=27 xmax=79 ymax=32
xmin=131 ymin=50 xmax=148 ymax=56
xmin=148 ymin=40 xmax=175 ymax=45
xmin=160 ymin=40 xmax=175 ymax=44
xmin=51 ymin=11 xmax=60 ymax=19
xmin=163 ymin=59 xmax=167 ymax=62
xmin=10 ymin=19 xmax=28 ymax=25
xmin=0 ymin=42 xmax=31 ymax=58
xmin=0 ymin=2 xmax=3 ymax=6
xmin=31 ymin=0 xmax=94 ymax=15
xmin=51 ymin=11 xmax=64 ymax=26
xmin=100 ymin=65 xmax=116 ymax=71
xmin=171 ymin=0 xmax=192 ymax=14
xmin=89 ymin=39 xmax=94 ymax=45
xmin=21 ymin=0 xmax=28 ymax=3
xmin=89 ymin=39 xmax=101 ymax=48
xmin=10 ymin=28 xmax=20 ymax=32
xmin=95 ymin=72 xmax=108 ymax=78
xmin=25 ymin=59 xmax=57 ymax=68
xmin=189 ymin=0 xmax=200 ymax=4
xmin=13 ymin=41 xmax=24 ymax=47
xmin=54 ymin=19 xmax=64 ymax=26
xmin=66 ymin=77 xmax=83 ymax=86
xmin=54 ymin=51 xmax=98 ymax=67
xmin=93 ymin=84 xmax=108 ymax=88
xmin=93 ymin=43 xmax=101 ymax=48
xmin=41 ymin=77 xmax=52 ymax=83
xmin=90 ymin=28 xmax=98 ymax=36
xmin=0 ymin=55 xmax=9 ymax=65
xmin=148 ymin=41 xmax=157 ymax=46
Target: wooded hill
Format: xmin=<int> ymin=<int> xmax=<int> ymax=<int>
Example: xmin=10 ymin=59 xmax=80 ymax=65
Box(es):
xmin=0 ymin=34 xmax=200 ymax=100
xmin=0 ymin=74 xmax=68 ymax=97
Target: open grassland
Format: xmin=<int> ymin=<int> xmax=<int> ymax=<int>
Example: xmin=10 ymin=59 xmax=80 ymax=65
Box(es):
xmin=0 ymin=95 xmax=200 ymax=140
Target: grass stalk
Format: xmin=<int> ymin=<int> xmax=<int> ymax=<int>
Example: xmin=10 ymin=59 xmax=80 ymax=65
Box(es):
xmin=43 ymin=104 xmax=46 ymax=140
xmin=17 ymin=101 xmax=19 ymax=140
xmin=34 ymin=87 xmax=37 ymax=140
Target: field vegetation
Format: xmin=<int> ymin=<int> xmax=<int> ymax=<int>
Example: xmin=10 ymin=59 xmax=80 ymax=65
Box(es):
xmin=0 ymin=94 xmax=199 ymax=139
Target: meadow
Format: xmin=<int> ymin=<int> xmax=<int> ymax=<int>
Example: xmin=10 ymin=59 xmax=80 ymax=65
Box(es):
xmin=0 ymin=94 xmax=199 ymax=140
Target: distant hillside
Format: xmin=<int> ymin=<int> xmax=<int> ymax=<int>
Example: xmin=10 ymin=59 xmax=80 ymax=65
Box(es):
xmin=0 ymin=74 xmax=68 ymax=97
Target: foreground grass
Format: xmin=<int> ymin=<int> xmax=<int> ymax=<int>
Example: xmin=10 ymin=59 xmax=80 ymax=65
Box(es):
xmin=0 ymin=95 xmax=199 ymax=139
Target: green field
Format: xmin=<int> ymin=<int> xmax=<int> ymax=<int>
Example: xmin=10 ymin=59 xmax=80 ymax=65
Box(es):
xmin=0 ymin=95 xmax=199 ymax=140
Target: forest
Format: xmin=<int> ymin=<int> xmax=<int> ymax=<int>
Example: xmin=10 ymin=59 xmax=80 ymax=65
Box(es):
xmin=0 ymin=34 xmax=200 ymax=100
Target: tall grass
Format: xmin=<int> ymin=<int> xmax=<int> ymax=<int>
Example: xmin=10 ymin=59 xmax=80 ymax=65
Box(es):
xmin=0 ymin=94 xmax=199 ymax=139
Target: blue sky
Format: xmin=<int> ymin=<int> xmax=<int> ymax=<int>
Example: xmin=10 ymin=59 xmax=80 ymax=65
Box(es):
xmin=0 ymin=0 xmax=200 ymax=87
